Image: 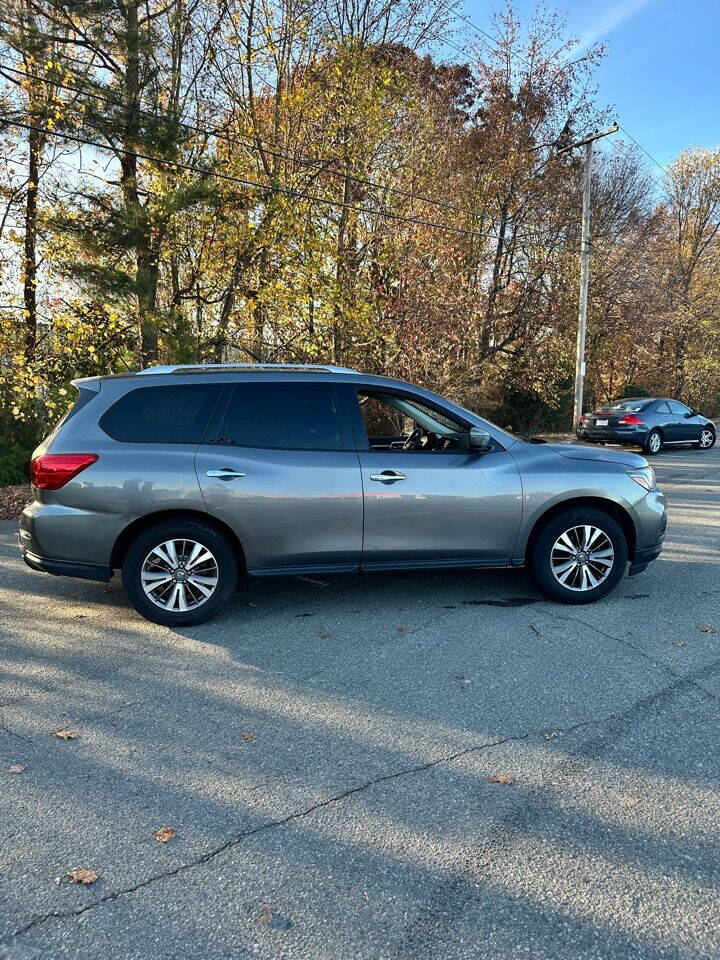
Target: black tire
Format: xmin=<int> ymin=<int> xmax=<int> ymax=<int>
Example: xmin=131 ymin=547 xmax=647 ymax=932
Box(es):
xmin=529 ymin=507 xmax=628 ymax=604
xmin=122 ymin=519 xmax=238 ymax=626
xmin=644 ymin=429 xmax=663 ymax=456
xmin=694 ymin=427 xmax=716 ymax=451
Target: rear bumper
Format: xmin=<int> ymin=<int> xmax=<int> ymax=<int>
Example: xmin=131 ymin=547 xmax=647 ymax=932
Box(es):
xmin=19 ymin=510 xmax=113 ymax=582
xmin=22 ymin=548 xmax=111 ymax=582
xmin=577 ymin=426 xmax=648 ymax=445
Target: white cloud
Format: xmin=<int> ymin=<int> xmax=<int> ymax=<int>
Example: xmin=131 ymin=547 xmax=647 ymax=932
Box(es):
xmin=575 ymin=0 xmax=655 ymax=53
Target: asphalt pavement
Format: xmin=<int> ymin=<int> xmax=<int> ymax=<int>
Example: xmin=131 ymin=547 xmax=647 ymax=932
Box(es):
xmin=1 ymin=445 xmax=719 ymax=960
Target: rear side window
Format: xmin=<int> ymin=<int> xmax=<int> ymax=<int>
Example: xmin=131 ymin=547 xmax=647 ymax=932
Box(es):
xmin=216 ymin=382 xmax=342 ymax=450
xmin=655 ymin=401 xmax=671 ymax=414
xmin=100 ymin=385 xmax=221 ymax=443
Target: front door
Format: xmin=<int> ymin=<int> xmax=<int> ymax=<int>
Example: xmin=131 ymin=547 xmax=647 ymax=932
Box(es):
xmin=195 ymin=380 xmax=363 ymax=575
xmin=653 ymin=401 xmax=678 ymax=441
xmin=350 ymin=389 xmax=523 ymax=568
xmin=668 ymin=400 xmax=698 ymax=441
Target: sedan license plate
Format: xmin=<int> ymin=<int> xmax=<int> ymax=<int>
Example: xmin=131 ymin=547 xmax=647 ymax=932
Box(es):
xmin=596 ymin=419 xmax=608 ymax=426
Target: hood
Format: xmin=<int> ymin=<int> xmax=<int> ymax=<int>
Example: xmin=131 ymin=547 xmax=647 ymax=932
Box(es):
xmin=549 ymin=443 xmax=648 ymax=469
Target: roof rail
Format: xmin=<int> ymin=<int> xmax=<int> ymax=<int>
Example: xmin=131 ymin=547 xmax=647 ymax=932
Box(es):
xmin=137 ymin=363 xmax=361 ymax=376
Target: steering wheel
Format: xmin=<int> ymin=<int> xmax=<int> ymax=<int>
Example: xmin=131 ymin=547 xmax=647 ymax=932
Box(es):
xmin=402 ymin=426 xmax=423 ymax=451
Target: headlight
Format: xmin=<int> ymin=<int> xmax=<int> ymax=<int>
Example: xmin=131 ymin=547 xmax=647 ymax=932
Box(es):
xmin=627 ymin=467 xmax=655 ymax=491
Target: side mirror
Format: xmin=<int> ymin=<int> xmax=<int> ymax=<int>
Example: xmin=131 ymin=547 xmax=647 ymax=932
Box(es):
xmin=685 ymin=410 xmax=696 ymax=418
xmin=469 ymin=427 xmax=492 ymax=452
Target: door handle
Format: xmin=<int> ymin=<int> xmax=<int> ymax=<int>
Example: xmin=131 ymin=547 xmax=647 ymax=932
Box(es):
xmin=206 ymin=468 xmax=246 ymax=480
xmin=369 ymin=470 xmax=406 ymax=484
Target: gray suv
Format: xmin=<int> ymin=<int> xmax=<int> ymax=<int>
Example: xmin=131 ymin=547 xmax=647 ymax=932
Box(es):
xmin=20 ymin=364 xmax=667 ymax=625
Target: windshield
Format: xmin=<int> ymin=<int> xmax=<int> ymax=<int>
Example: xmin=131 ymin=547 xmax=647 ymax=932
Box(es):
xmin=606 ymin=399 xmax=652 ymax=412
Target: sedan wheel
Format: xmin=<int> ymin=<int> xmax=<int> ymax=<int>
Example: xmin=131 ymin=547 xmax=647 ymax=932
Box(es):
xmin=698 ymin=428 xmax=716 ymax=450
xmin=645 ymin=430 xmax=662 ymax=455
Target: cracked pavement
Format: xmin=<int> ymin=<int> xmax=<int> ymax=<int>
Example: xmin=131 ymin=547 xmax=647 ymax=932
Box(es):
xmin=1 ymin=446 xmax=719 ymax=959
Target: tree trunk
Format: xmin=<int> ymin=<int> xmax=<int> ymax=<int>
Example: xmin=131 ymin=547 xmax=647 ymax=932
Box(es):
xmin=23 ymin=125 xmax=41 ymax=360
xmin=121 ymin=0 xmax=159 ymax=366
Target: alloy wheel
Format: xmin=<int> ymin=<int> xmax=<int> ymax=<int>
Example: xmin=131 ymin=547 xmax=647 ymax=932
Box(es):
xmin=140 ymin=539 xmax=219 ymax=611
xmin=648 ymin=432 xmax=661 ymax=453
xmin=699 ymin=429 xmax=714 ymax=448
xmin=550 ymin=525 xmax=615 ymax=592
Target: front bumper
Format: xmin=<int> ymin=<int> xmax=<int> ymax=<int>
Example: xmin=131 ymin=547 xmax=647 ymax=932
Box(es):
xmin=628 ymin=488 xmax=667 ymax=575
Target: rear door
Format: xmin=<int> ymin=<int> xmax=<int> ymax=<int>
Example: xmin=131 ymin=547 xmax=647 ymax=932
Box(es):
xmin=195 ymin=380 xmax=363 ymax=575
xmin=348 ymin=387 xmax=523 ymax=568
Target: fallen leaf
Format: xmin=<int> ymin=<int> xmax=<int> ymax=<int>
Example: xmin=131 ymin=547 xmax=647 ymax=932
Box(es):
xmin=7 ymin=764 xmax=25 ymax=774
xmin=698 ymin=625 xmax=717 ymax=634
xmin=487 ymin=773 xmax=514 ymax=785
xmin=242 ymin=732 xmax=256 ymax=743
xmin=153 ymin=826 xmax=176 ymax=843
xmin=66 ymin=869 xmax=98 ymax=885
xmin=397 ymin=626 xmax=407 ymax=633
xmin=318 ymin=630 xmax=332 ymax=639
xmin=258 ymin=906 xmax=293 ymax=930
xmin=55 ymin=729 xmax=79 ymax=740
xmin=544 ymin=731 xmax=557 ymax=741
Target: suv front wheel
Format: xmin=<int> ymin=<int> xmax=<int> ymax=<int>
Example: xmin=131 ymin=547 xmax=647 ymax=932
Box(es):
xmin=122 ymin=519 xmax=238 ymax=626
xmin=530 ymin=507 xmax=628 ymax=604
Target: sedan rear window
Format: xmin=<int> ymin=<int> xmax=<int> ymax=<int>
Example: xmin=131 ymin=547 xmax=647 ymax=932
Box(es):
xmin=607 ymin=399 xmax=652 ymax=412
xmin=100 ymin=385 xmax=222 ymax=443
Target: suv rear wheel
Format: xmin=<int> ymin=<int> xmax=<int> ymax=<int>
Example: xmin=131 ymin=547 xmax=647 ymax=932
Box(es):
xmin=122 ymin=519 xmax=238 ymax=626
xmin=530 ymin=507 xmax=628 ymax=604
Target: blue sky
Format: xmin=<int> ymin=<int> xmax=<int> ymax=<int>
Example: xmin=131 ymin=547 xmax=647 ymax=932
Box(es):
xmin=459 ymin=0 xmax=720 ymax=169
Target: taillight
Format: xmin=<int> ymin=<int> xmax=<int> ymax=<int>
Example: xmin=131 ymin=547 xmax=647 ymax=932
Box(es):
xmin=30 ymin=454 xmax=99 ymax=490
xmin=618 ymin=414 xmax=643 ymax=425
xmin=578 ymin=414 xmax=588 ymax=425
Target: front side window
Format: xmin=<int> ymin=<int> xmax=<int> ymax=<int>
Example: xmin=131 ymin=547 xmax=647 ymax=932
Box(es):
xmin=358 ymin=391 xmax=468 ymax=452
xmin=100 ymin=384 xmax=221 ymax=443
xmin=217 ymin=382 xmax=343 ymax=450
xmin=668 ymin=400 xmax=691 ymax=416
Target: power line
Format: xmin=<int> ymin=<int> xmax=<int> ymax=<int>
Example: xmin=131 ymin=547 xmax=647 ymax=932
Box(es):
xmin=607 ymin=137 xmax=665 ymax=196
xmin=0 ymin=56 xmax=476 ymax=220
xmin=2 ymin=117 xmax=501 ymax=240
xmin=619 ymin=125 xmax=667 ymax=175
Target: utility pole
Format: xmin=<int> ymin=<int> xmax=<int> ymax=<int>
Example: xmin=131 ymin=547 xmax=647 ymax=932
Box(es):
xmin=559 ymin=123 xmax=618 ymax=428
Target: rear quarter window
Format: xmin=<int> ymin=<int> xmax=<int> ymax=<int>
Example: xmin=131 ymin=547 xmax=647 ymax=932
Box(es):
xmin=100 ymin=384 xmax=221 ymax=443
